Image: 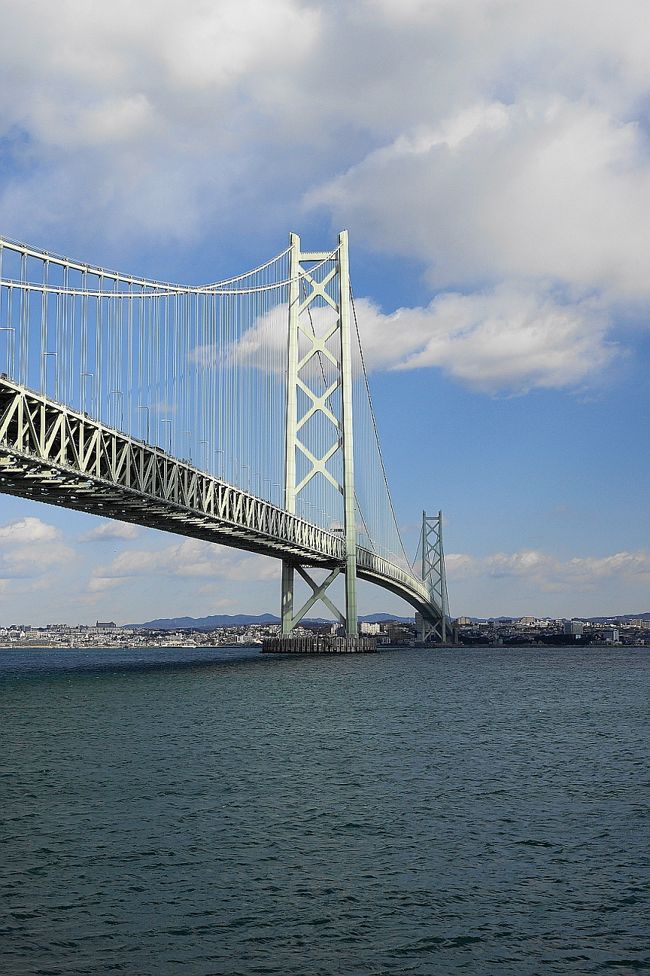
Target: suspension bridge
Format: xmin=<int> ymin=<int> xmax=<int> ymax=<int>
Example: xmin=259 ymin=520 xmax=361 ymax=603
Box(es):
xmin=0 ymin=231 xmax=453 ymax=649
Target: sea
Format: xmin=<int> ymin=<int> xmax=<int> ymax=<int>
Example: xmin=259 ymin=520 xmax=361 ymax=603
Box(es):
xmin=1 ymin=644 xmax=648 ymax=976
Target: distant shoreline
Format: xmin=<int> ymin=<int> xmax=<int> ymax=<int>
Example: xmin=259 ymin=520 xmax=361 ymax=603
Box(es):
xmin=2 ymin=642 xmax=648 ymax=653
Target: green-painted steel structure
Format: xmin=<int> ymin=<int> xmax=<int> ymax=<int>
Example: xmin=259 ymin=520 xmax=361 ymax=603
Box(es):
xmin=0 ymin=230 xmax=451 ymax=644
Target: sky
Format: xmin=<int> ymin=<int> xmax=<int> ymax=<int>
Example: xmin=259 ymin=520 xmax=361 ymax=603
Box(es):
xmin=0 ymin=0 xmax=648 ymax=624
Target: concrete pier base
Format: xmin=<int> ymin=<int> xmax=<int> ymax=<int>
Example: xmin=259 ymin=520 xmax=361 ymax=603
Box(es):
xmin=262 ymin=635 xmax=377 ymax=654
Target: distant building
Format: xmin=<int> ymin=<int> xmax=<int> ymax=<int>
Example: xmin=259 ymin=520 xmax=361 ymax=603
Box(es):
xmin=563 ymin=620 xmax=584 ymax=636
xmin=360 ymin=621 xmax=381 ymax=635
xmin=601 ymin=627 xmax=620 ymax=643
xmin=385 ymin=621 xmax=414 ymax=643
xmin=96 ymin=620 xmax=117 ymax=630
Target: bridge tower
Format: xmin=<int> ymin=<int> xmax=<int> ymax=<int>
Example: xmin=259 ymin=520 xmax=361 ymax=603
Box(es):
xmin=281 ymin=231 xmax=358 ymax=639
xmin=417 ymin=510 xmax=452 ymax=643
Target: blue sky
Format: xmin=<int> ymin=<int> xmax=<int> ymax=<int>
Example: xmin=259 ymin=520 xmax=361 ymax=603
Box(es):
xmin=0 ymin=0 xmax=648 ymax=624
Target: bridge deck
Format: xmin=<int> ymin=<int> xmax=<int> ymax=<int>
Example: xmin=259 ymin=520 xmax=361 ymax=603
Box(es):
xmin=0 ymin=377 xmax=343 ymax=565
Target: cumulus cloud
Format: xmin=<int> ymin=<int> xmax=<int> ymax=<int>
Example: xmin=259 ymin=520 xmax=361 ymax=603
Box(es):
xmin=91 ymin=538 xmax=280 ymax=588
xmin=87 ymin=576 xmax=127 ymax=593
xmin=309 ymin=99 xmax=650 ymax=299
xmin=447 ymin=548 xmax=650 ymax=592
xmin=353 ymin=290 xmax=617 ymax=392
xmin=1 ymin=0 xmax=650 ymax=392
xmin=0 ymin=517 xmax=73 ymax=579
xmin=0 ymin=0 xmax=321 ymax=242
xmin=81 ymin=521 xmax=141 ymax=542
xmin=230 ymin=288 xmax=616 ymax=393
xmin=0 ymin=516 xmax=59 ymax=544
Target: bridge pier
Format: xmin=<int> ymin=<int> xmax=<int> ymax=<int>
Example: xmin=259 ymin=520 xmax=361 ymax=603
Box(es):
xmin=262 ymin=634 xmax=376 ymax=654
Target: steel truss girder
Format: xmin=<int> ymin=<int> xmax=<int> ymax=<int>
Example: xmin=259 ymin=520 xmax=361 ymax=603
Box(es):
xmin=0 ymin=373 xmax=444 ymax=630
xmin=0 ymin=375 xmax=439 ymax=614
xmin=0 ymin=376 xmax=343 ymax=565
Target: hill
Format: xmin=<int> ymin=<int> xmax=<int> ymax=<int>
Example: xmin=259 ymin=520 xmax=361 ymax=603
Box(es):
xmin=128 ymin=611 xmax=413 ymax=630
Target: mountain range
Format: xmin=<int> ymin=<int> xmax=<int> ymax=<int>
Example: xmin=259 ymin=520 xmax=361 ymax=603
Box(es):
xmin=127 ymin=610 xmax=650 ymax=630
xmin=128 ymin=611 xmax=413 ymax=630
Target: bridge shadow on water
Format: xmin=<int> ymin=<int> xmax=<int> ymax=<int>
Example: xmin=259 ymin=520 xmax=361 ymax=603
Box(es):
xmin=0 ymin=645 xmax=285 ymax=682
xmin=0 ymin=644 xmax=391 ymax=683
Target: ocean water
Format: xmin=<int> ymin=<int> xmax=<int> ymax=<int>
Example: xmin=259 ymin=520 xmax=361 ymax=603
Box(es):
xmin=1 ymin=645 xmax=648 ymax=976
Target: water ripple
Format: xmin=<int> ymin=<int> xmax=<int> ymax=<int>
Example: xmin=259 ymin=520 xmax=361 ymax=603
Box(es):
xmin=1 ymin=644 xmax=648 ymax=975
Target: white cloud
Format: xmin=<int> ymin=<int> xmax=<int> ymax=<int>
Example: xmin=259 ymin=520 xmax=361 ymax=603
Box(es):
xmin=87 ymin=576 xmax=127 ymax=593
xmin=226 ymin=280 xmax=617 ymax=393
xmin=0 ymin=0 xmax=321 ymax=242
xmin=0 ymin=516 xmax=59 ymax=544
xmin=0 ymin=517 xmax=73 ymax=579
xmin=310 ymin=98 xmax=650 ymax=299
xmin=91 ymin=538 xmax=280 ymax=587
xmin=448 ymin=548 xmax=650 ymax=592
xmin=352 ymin=289 xmax=617 ymax=392
xmin=1 ymin=0 xmax=650 ymax=392
xmin=81 ymin=522 xmax=141 ymax=542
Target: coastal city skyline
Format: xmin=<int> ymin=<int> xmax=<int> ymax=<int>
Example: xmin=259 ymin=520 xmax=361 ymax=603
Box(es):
xmin=2 ymin=611 xmax=648 ymax=651
xmin=1 ymin=2 xmax=649 ymax=624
